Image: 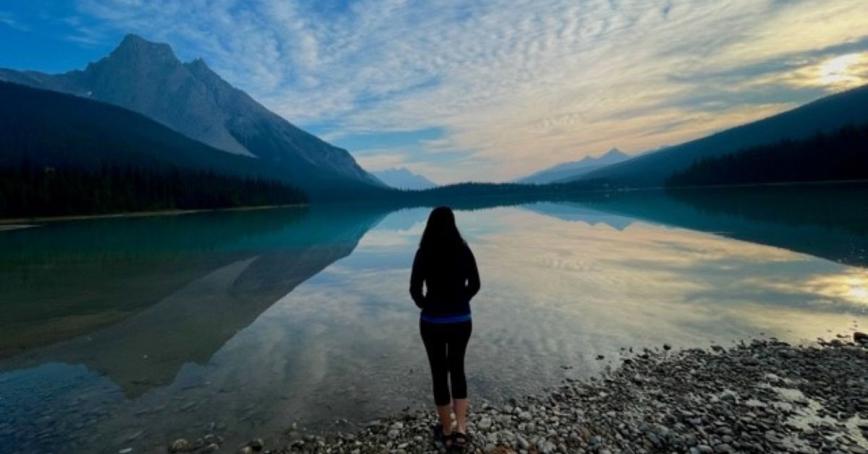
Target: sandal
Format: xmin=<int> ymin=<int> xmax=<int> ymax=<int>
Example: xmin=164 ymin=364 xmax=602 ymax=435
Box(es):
xmin=449 ymin=432 xmax=469 ymax=452
xmin=432 ymin=424 xmax=453 ymax=449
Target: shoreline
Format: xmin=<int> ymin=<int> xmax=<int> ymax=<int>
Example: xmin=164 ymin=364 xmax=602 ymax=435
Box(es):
xmin=0 ymin=203 xmax=307 ymax=225
xmin=4 ymin=179 xmax=868 ymax=226
xmin=165 ymin=335 xmax=868 ymax=454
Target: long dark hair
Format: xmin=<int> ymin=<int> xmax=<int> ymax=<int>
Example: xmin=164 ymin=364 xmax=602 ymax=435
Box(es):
xmin=419 ymin=206 xmax=466 ymax=255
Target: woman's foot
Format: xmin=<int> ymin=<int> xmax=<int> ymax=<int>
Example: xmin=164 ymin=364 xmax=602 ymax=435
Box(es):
xmin=449 ymin=431 xmax=469 ymax=452
xmin=432 ymin=424 xmax=453 ymax=449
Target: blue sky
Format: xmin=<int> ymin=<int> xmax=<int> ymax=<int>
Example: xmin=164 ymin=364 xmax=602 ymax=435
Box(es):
xmin=1 ymin=0 xmax=867 ymax=183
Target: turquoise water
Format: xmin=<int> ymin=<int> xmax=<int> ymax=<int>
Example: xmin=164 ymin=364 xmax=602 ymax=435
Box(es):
xmin=1 ymin=188 xmax=867 ymax=453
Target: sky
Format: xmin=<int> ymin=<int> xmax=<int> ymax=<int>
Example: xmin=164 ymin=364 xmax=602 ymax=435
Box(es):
xmin=1 ymin=0 xmax=867 ymax=184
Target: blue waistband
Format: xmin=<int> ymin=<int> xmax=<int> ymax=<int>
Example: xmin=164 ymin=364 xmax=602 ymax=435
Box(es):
xmin=420 ymin=313 xmax=472 ymax=324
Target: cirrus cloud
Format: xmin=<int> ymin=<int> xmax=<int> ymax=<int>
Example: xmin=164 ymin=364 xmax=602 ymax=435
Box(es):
xmin=71 ymin=0 xmax=868 ymax=183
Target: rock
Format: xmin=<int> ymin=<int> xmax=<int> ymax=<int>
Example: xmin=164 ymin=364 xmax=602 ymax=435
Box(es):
xmin=539 ymin=439 xmax=556 ymax=453
xmin=478 ymin=416 xmax=493 ymax=430
xmin=516 ymin=434 xmax=530 ymax=449
xmin=719 ymin=389 xmax=738 ymax=401
xmin=254 ymin=340 xmax=868 ymax=454
xmin=169 ymin=438 xmax=190 ymax=452
xmin=118 ymin=449 xmax=132 ymax=454
xmin=855 ymin=332 xmax=868 ymax=344
xmin=201 ymin=443 xmax=220 ymax=453
xmin=714 ymin=443 xmax=732 ymax=453
xmin=237 ymin=447 xmax=253 ymax=454
xmin=248 ymin=438 xmax=264 ymax=451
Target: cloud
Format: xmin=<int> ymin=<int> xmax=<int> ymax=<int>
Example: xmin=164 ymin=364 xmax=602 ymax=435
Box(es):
xmin=352 ymin=149 xmax=409 ymax=172
xmin=61 ymin=15 xmax=110 ymax=46
xmin=73 ymin=0 xmax=868 ymax=183
xmin=0 ymin=10 xmax=29 ymax=31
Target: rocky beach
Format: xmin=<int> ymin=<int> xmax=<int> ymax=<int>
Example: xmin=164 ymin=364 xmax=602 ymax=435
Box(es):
xmin=167 ymin=335 xmax=868 ymax=454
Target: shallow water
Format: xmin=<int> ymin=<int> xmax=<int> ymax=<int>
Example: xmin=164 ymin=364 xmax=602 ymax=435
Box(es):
xmin=1 ymin=188 xmax=867 ymax=453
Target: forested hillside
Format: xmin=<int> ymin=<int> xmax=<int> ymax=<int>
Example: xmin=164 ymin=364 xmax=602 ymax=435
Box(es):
xmin=0 ymin=165 xmax=306 ymax=218
xmin=0 ymin=81 xmax=306 ymax=218
xmin=667 ymin=124 xmax=868 ymax=187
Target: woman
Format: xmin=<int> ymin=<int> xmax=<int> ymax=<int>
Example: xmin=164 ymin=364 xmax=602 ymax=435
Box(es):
xmin=410 ymin=206 xmax=481 ymax=451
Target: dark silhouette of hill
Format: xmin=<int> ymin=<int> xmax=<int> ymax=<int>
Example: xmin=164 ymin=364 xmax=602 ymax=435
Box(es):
xmin=577 ymin=84 xmax=868 ymax=186
xmin=0 ymin=165 xmax=307 ymax=218
xmin=0 ymin=81 xmax=309 ymax=217
xmin=0 ymin=34 xmax=383 ymax=198
xmin=667 ymin=124 xmax=868 ymax=187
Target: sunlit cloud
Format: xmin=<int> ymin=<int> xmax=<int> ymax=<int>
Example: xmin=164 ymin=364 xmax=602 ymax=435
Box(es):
xmin=60 ymin=1 xmax=868 ymax=182
xmin=352 ymin=150 xmax=410 ymax=172
xmin=816 ymin=53 xmax=868 ymax=89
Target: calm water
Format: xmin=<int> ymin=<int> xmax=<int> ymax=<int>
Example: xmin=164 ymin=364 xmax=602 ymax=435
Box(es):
xmin=1 ymin=188 xmax=867 ymax=453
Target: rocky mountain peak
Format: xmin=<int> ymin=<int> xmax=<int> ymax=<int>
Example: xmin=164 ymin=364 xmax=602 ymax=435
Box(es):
xmin=0 ymin=34 xmax=381 ymax=194
xmin=110 ymin=34 xmax=178 ymax=63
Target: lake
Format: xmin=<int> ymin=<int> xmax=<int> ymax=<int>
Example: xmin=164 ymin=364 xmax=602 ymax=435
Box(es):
xmin=1 ymin=187 xmax=867 ymax=453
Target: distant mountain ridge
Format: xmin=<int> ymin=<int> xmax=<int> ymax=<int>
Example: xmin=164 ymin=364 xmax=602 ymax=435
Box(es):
xmin=579 ymin=84 xmax=868 ymax=186
xmin=0 ymin=34 xmax=382 ymax=197
xmin=517 ymin=148 xmax=628 ymax=184
xmin=372 ymin=167 xmax=437 ymax=190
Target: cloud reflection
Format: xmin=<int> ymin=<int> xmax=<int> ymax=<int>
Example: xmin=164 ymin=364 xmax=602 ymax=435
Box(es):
xmin=2 ymin=202 xmax=867 ymax=452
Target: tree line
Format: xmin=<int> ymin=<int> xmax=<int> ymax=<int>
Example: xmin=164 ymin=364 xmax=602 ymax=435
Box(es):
xmin=667 ymin=124 xmax=868 ymax=187
xmin=0 ymin=163 xmax=307 ymax=218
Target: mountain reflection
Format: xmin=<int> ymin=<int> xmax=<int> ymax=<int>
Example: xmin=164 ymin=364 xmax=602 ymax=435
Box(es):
xmin=1 ymin=187 xmax=867 ymax=453
xmin=0 ymin=207 xmax=389 ymax=396
xmin=575 ymin=185 xmax=868 ymax=268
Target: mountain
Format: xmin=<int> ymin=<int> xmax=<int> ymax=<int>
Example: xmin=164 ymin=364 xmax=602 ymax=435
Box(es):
xmin=667 ymin=124 xmax=868 ymax=187
xmin=0 ymin=81 xmax=307 ymax=216
xmin=0 ymin=81 xmax=303 ymax=180
xmin=577 ymin=84 xmax=868 ymax=186
xmin=372 ymin=167 xmax=438 ymax=190
xmin=517 ymin=148 xmax=628 ymax=184
xmin=0 ymin=34 xmax=383 ymax=198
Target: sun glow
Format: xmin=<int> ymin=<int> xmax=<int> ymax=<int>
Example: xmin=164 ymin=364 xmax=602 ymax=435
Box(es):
xmin=805 ymin=271 xmax=868 ymax=306
xmin=818 ymin=53 xmax=865 ymax=88
xmin=851 ymin=284 xmax=868 ymax=302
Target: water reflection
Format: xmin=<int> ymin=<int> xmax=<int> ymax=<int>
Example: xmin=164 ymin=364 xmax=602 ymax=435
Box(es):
xmin=0 ymin=208 xmax=305 ymax=356
xmin=588 ymin=185 xmax=868 ymax=267
xmin=1 ymin=207 xmax=388 ymax=393
xmin=1 ymin=188 xmax=867 ymax=453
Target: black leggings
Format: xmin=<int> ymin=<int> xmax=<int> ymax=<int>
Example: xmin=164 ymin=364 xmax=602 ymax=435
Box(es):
xmin=420 ymin=320 xmax=472 ymax=406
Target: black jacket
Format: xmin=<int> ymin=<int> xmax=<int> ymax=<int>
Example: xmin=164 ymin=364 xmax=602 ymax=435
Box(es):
xmin=410 ymin=243 xmax=480 ymax=317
